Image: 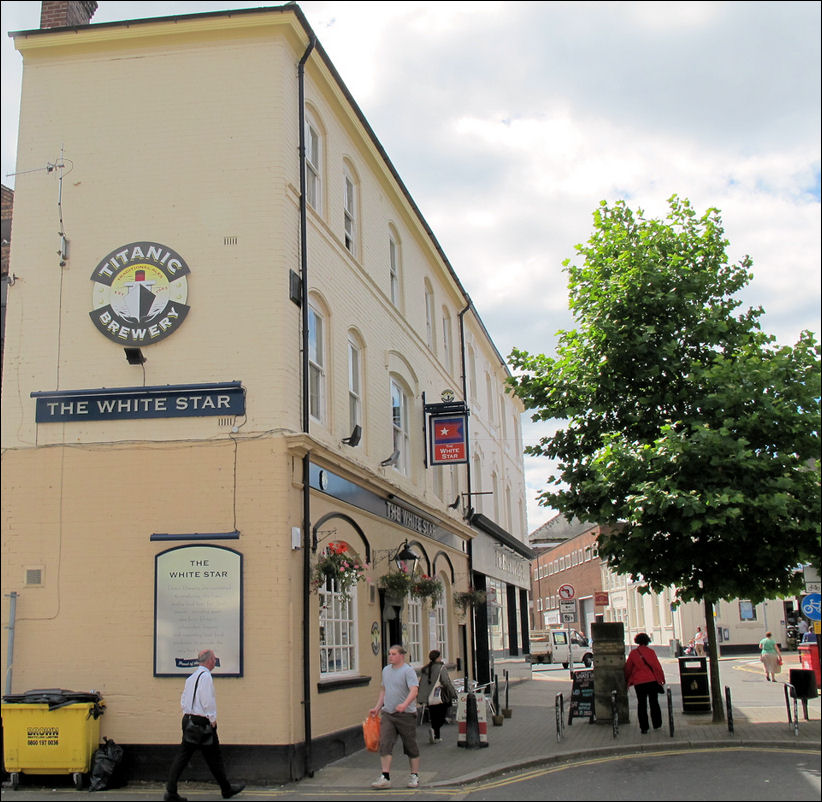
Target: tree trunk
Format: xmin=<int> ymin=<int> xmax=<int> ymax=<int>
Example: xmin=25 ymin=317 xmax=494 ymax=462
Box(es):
xmin=704 ymin=599 xmax=725 ymax=723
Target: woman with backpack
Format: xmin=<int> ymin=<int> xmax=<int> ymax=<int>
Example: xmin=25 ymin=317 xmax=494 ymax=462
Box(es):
xmin=417 ymin=650 xmax=457 ymax=744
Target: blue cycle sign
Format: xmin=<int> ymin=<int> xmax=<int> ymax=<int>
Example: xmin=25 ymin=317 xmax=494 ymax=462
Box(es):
xmin=800 ymin=593 xmax=821 ymax=621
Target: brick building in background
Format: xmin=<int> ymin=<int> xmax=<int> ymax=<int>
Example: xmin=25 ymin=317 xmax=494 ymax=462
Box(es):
xmin=1 ymin=1 xmax=531 ymax=783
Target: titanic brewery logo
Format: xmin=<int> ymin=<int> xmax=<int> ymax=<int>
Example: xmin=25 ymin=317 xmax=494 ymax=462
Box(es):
xmin=89 ymin=242 xmax=191 ymax=346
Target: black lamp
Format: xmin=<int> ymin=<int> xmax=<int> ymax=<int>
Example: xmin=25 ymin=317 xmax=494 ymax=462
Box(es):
xmin=392 ymin=539 xmax=419 ymax=574
xmin=342 ymin=424 xmax=362 ymax=447
xmin=124 ymin=347 xmax=146 ymax=365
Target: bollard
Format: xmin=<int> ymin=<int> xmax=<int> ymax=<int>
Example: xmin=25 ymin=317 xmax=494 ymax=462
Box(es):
xmin=666 ymin=687 xmax=674 ymax=737
xmin=458 ymin=692 xmax=488 ymax=748
xmin=724 ymin=686 xmax=734 ymax=735
xmin=502 ymin=669 xmax=512 ymax=718
xmin=555 ymin=692 xmax=565 ymax=742
xmin=611 ymin=690 xmax=619 ymax=738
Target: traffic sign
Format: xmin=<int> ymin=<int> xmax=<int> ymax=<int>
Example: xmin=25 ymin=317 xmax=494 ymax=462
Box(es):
xmin=558 ymin=584 xmax=575 ymax=600
xmin=800 ymin=593 xmax=821 ymax=621
xmin=560 ymin=600 xmax=576 ymax=614
xmin=561 ymin=612 xmax=576 ymax=623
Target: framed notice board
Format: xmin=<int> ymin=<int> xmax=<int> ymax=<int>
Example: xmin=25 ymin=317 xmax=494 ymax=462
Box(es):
xmin=568 ymin=668 xmax=594 ymax=724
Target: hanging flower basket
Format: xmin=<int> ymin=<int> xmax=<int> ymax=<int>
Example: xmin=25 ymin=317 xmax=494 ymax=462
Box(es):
xmin=379 ymin=570 xmax=414 ymax=601
xmin=311 ymin=542 xmax=365 ymax=602
xmin=412 ymin=574 xmax=443 ymax=603
xmin=453 ymin=588 xmax=486 ymax=614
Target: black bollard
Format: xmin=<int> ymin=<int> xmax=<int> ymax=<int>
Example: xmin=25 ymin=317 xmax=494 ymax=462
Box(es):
xmin=462 ymin=692 xmax=485 ymax=748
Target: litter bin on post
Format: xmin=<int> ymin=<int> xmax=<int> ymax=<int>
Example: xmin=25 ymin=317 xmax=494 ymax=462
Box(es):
xmin=2 ymin=689 xmax=105 ymax=790
xmin=678 ymin=656 xmax=711 ymax=713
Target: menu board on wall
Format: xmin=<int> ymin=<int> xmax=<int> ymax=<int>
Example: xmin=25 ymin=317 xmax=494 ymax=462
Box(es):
xmin=154 ymin=545 xmax=243 ymax=676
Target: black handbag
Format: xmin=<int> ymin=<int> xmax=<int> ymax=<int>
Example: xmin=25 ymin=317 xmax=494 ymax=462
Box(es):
xmin=182 ymin=672 xmax=215 ymax=746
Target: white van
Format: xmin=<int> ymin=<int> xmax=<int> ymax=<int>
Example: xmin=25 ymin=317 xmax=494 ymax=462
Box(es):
xmin=527 ymin=628 xmax=593 ymax=668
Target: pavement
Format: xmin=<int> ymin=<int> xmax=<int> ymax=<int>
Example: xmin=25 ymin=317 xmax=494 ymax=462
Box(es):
xmin=2 ymin=652 xmax=819 ymax=799
xmin=297 ymin=652 xmax=821 ymax=790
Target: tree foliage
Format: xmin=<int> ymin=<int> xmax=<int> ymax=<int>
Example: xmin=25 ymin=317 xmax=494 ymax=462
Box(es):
xmin=509 ymin=197 xmax=820 ymax=605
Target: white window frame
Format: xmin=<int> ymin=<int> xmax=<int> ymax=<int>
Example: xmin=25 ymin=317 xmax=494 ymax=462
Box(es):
xmin=308 ymin=303 xmax=326 ymax=422
xmin=305 ymin=116 xmax=322 ymax=213
xmin=434 ymin=594 xmax=448 ymax=659
xmin=389 ymin=233 xmax=401 ymax=307
xmin=344 ymin=168 xmax=356 ymax=255
xmin=319 ymin=575 xmax=358 ymax=677
xmin=348 ymin=333 xmax=362 ymax=433
xmin=441 ymin=307 xmax=453 ymax=371
xmin=425 ymin=283 xmax=435 ymax=351
xmin=405 ymin=594 xmax=423 ymax=665
xmin=390 ymin=377 xmax=410 ymax=474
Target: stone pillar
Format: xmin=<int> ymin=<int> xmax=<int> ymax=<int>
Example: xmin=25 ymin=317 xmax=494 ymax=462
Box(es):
xmin=592 ymin=621 xmax=629 ymax=724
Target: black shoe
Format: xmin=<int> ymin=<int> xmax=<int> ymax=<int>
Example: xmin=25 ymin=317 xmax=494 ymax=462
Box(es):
xmin=164 ymin=794 xmax=188 ymax=802
xmin=223 ymin=783 xmax=246 ymax=799
xmin=640 ymin=729 xmax=648 ymax=734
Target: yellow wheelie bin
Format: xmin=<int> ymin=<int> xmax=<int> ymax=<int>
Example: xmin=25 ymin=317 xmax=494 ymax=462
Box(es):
xmin=2 ymin=689 xmax=105 ymax=790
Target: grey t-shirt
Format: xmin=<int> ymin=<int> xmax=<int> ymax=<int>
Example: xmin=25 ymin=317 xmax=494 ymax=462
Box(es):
xmin=382 ymin=662 xmax=419 ymax=713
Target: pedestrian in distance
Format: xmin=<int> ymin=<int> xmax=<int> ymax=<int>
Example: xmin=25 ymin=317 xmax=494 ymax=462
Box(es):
xmin=369 ymin=644 xmax=421 ymax=789
xmin=164 ymin=649 xmax=245 ymax=802
xmin=693 ymin=626 xmax=707 ymax=656
xmin=417 ymin=649 xmax=457 ymax=744
xmin=624 ymin=633 xmax=666 ymax=734
xmin=797 ymin=618 xmax=809 ymax=637
xmin=758 ymin=631 xmax=783 ymax=681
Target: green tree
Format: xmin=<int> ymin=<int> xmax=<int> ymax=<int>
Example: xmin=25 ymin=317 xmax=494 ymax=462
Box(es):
xmin=509 ymin=197 xmax=821 ymax=720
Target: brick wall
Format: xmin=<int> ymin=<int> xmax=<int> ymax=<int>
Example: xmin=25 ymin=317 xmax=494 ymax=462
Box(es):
xmin=40 ymin=1 xmax=97 ymax=29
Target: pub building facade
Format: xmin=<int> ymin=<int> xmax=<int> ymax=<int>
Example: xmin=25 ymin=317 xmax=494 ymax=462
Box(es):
xmin=0 ymin=2 xmax=531 ymax=782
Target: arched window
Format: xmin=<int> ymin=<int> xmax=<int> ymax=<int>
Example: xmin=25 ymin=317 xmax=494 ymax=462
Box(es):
xmin=434 ymin=585 xmax=449 ymax=659
xmin=318 ymin=542 xmax=360 ymax=677
xmin=405 ymin=595 xmax=423 ymax=665
xmin=441 ymin=306 xmax=453 ymax=372
xmin=343 ymin=161 xmax=358 ymax=256
xmin=390 ymin=377 xmax=410 ymax=474
xmin=308 ymin=299 xmax=327 ymax=423
xmin=348 ymin=330 xmax=363 ymax=433
xmin=388 ymin=229 xmax=402 ymax=309
xmin=424 ymin=281 xmax=436 ymax=351
xmin=304 ymin=110 xmax=323 ymax=213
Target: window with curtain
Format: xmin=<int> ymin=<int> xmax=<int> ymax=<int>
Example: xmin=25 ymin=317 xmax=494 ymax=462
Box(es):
xmin=405 ymin=595 xmax=422 ymax=665
xmin=344 ymin=168 xmax=356 ymax=255
xmin=348 ymin=333 xmax=362 ymax=433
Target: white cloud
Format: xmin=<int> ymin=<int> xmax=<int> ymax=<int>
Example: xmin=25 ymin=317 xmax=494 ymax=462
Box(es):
xmin=2 ymin=0 xmax=819 ymax=533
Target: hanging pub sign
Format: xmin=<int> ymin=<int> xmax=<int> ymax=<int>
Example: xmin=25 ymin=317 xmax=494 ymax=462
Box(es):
xmin=90 ymin=241 xmax=191 ymax=346
xmin=428 ymin=413 xmax=469 ymax=465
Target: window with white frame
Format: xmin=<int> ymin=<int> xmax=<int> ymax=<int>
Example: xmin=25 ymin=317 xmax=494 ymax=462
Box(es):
xmin=434 ymin=592 xmax=448 ymax=659
xmin=424 ymin=282 xmax=435 ymax=351
xmin=308 ymin=302 xmax=326 ymax=422
xmin=441 ymin=307 xmax=453 ymax=371
xmin=389 ymin=232 xmax=401 ymax=307
xmin=405 ymin=594 xmax=423 ymax=665
xmin=348 ymin=332 xmax=362 ymax=433
xmin=343 ymin=167 xmax=357 ymax=255
xmin=390 ymin=377 xmax=410 ymax=474
xmin=319 ymin=571 xmax=358 ymax=676
xmin=305 ymin=116 xmax=322 ymax=213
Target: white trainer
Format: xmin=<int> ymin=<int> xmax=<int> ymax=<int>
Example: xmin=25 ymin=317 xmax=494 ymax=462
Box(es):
xmin=407 ymin=773 xmax=420 ymax=788
xmin=371 ymin=775 xmax=391 ymax=789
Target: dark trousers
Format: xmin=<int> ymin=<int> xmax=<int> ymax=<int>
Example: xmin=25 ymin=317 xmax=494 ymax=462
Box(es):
xmin=429 ymin=702 xmax=448 ymax=738
xmin=166 ymin=715 xmax=231 ymax=795
xmin=634 ymin=682 xmax=662 ymax=732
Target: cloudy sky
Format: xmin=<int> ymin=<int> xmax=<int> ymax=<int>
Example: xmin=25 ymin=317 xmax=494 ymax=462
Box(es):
xmin=2 ymin=1 xmax=820 ymax=532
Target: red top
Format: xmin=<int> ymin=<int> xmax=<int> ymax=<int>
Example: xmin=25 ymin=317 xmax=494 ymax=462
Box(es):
xmin=624 ymin=645 xmax=666 ymax=688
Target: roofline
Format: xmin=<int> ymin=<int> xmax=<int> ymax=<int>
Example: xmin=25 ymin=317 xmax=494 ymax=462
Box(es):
xmin=9 ymin=2 xmax=510 ymax=374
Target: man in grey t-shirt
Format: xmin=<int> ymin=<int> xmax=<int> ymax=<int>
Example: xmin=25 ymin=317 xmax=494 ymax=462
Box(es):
xmin=369 ymin=644 xmax=420 ymax=789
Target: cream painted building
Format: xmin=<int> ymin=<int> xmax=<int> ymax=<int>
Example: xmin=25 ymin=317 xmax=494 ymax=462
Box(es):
xmin=0 ymin=2 xmax=531 ymax=783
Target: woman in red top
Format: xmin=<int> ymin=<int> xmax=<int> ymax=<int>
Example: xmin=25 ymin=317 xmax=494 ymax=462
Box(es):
xmin=624 ymin=633 xmax=666 ymax=733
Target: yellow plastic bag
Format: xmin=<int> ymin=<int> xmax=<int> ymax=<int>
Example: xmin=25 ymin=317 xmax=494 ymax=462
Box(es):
xmin=363 ymin=713 xmax=380 ymax=752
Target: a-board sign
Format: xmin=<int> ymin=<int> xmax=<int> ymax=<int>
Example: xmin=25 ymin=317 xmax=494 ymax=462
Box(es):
xmin=568 ymin=668 xmax=594 ymax=723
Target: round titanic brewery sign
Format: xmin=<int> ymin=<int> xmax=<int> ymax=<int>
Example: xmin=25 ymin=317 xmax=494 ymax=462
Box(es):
xmin=90 ymin=241 xmax=191 ymax=346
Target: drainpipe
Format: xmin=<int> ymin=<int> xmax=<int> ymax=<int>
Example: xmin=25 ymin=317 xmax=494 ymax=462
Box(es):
xmin=298 ymin=33 xmax=316 ymax=780
xmin=4 ymin=591 xmax=18 ymax=695
xmin=458 ymin=304 xmax=476 ymax=681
